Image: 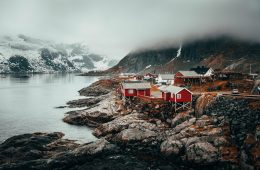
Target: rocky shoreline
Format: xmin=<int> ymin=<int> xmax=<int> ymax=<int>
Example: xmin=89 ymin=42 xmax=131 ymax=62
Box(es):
xmin=1 ymin=78 xmax=260 ymax=169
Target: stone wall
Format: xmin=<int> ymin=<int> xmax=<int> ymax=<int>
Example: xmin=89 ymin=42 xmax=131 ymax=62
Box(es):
xmin=124 ymin=96 xmax=173 ymax=121
xmin=201 ymin=96 xmax=260 ymax=169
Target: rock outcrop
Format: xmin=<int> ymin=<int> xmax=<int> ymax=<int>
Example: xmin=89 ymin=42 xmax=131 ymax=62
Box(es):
xmin=63 ymin=92 xmax=118 ymax=127
xmin=204 ymin=96 xmax=260 ymax=146
xmin=63 ymin=110 xmax=114 ymax=127
xmin=194 ymin=93 xmax=217 ymax=117
xmin=78 ymin=79 xmax=120 ymax=96
xmin=0 ymin=132 xmax=78 ymax=169
xmin=66 ymin=97 xmax=104 ymax=108
xmin=0 ymin=133 xmax=179 ymax=169
xmin=203 ymin=96 xmax=260 ymax=169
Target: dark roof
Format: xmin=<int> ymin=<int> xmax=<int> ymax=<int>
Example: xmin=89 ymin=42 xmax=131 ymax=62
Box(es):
xmin=190 ymin=66 xmax=210 ymax=75
xmin=176 ymin=71 xmax=200 ymax=77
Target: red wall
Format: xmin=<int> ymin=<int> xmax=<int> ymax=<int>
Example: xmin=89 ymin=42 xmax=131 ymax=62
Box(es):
xmin=175 ymin=89 xmax=192 ymax=102
xmin=162 ymin=92 xmax=171 ymax=101
xmin=124 ymin=89 xmax=150 ymax=97
xmin=137 ymin=89 xmax=150 ymax=96
xmin=163 ymin=89 xmax=192 ymax=102
xmin=145 ymin=89 xmax=151 ymax=96
xmin=124 ymin=89 xmax=137 ymax=97
xmin=174 ymin=72 xmax=184 ymax=85
xmin=137 ymin=90 xmax=145 ymax=96
xmin=174 ymin=78 xmax=184 ymax=85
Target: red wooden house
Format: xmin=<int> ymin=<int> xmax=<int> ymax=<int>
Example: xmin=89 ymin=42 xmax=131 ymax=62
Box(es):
xmin=174 ymin=71 xmax=201 ymax=85
xmin=121 ymin=81 xmax=151 ymax=97
xmin=159 ymin=85 xmax=192 ymax=111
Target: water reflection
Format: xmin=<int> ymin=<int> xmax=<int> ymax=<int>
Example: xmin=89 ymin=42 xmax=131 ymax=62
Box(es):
xmin=0 ymin=74 xmax=98 ymax=143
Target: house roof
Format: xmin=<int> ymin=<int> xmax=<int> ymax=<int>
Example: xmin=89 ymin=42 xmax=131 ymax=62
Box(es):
xmin=122 ymin=81 xmax=151 ymax=89
xmin=190 ymin=66 xmax=211 ymax=75
xmin=158 ymin=85 xmax=167 ymax=91
xmin=159 ymin=85 xmax=192 ymax=94
xmin=159 ymin=74 xmax=174 ymax=80
xmin=176 ymin=71 xmax=200 ymax=77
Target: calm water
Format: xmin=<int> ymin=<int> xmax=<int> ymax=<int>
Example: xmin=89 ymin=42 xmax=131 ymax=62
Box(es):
xmin=0 ymin=74 xmax=98 ymax=143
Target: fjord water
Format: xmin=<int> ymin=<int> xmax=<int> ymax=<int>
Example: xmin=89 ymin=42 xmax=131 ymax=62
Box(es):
xmin=0 ymin=74 xmax=98 ymax=143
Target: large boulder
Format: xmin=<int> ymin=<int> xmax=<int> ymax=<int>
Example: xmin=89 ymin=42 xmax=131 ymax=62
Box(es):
xmin=78 ymin=79 xmax=120 ymax=97
xmin=79 ymin=86 xmax=110 ymax=97
xmin=63 ymin=110 xmax=114 ymax=127
xmin=93 ymin=113 xmax=162 ymax=138
xmin=66 ymin=97 xmax=103 ymax=108
xmin=173 ymin=118 xmax=196 ymax=134
xmin=195 ymin=93 xmax=216 ymax=117
xmin=0 ymin=132 xmax=76 ymax=167
xmin=171 ymin=111 xmax=192 ymax=128
xmin=186 ymin=142 xmax=219 ymax=164
xmin=115 ymin=128 xmax=157 ymax=142
xmin=160 ymin=139 xmax=184 ymax=156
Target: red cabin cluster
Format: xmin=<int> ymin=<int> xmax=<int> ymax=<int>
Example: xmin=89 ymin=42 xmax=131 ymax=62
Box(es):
xmin=160 ymin=86 xmax=192 ymax=102
xmin=120 ymin=80 xmax=192 ymax=112
xmin=121 ymin=81 xmax=151 ymax=97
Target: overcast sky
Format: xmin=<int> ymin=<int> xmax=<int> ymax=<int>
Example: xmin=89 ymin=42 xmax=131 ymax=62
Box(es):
xmin=0 ymin=0 xmax=260 ymax=59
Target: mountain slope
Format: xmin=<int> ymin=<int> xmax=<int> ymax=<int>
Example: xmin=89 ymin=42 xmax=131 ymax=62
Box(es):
xmin=108 ymin=36 xmax=260 ymax=74
xmin=0 ymin=35 xmax=118 ymax=73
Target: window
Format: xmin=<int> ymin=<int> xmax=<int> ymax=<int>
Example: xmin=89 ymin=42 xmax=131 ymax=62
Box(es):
xmin=128 ymin=89 xmax=134 ymax=94
xmin=177 ymin=94 xmax=181 ymax=99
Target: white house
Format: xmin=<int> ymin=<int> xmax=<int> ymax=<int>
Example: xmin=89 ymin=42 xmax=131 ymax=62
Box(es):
xmin=203 ymin=68 xmax=214 ymax=77
xmin=190 ymin=66 xmax=214 ymax=77
xmin=157 ymin=74 xmax=174 ymax=85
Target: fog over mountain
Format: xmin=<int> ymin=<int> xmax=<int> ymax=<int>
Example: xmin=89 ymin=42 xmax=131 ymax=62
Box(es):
xmin=0 ymin=0 xmax=260 ymax=58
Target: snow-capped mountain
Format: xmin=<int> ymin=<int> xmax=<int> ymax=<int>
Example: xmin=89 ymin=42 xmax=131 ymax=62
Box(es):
xmin=0 ymin=35 xmax=118 ymax=73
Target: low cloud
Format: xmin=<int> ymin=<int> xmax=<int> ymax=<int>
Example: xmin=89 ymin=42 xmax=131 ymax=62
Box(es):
xmin=0 ymin=0 xmax=259 ymax=58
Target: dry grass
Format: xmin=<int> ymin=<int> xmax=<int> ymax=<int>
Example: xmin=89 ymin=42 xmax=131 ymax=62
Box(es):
xmin=191 ymin=79 xmax=254 ymax=94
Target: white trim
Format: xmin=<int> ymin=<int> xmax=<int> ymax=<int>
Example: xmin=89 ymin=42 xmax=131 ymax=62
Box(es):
xmin=160 ymin=86 xmax=193 ymax=94
xmin=170 ymin=88 xmax=193 ymax=95
xmin=128 ymin=89 xmax=134 ymax=94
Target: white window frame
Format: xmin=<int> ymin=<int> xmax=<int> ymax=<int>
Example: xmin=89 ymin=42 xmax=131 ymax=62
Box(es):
xmin=128 ymin=89 xmax=134 ymax=94
xmin=177 ymin=94 xmax=182 ymax=99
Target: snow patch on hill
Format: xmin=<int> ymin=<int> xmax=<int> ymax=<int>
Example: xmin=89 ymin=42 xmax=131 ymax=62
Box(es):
xmin=0 ymin=35 xmax=118 ymax=73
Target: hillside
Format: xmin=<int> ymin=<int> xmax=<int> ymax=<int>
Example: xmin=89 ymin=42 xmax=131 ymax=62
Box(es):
xmin=108 ymin=36 xmax=260 ymax=74
xmin=0 ymin=35 xmax=118 ymax=73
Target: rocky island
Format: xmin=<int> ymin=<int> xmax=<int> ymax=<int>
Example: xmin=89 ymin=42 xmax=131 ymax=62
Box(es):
xmin=1 ymin=77 xmax=260 ymax=170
